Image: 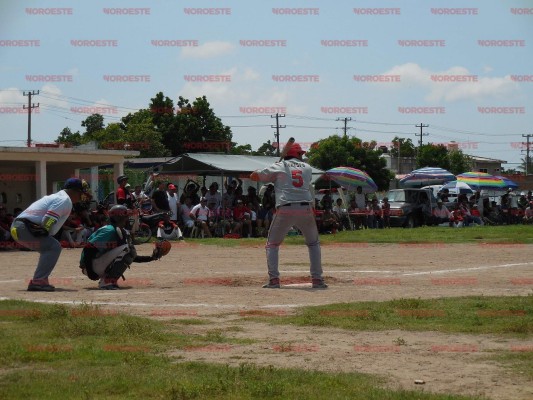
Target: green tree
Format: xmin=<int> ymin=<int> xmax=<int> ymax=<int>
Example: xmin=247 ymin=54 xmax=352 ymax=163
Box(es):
xmin=148 ymin=92 xmax=177 ymax=152
xmin=389 ymin=137 xmax=416 ymax=157
xmin=254 ymin=140 xmax=277 ymax=156
xmin=501 ymin=167 xmax=520 ymax=175
xmin=416 ymin=144 xmax=450 ymax=170
xmin=81 ymin=114 xmax=105 ymax=139
xmin=306 ymin=135 xmax=393 ymax=190
xmin=155 ymin=95 xmax=232 ymax=156
xmin=55 ymin=127 xmax=82 ymax=147
xmin=54 ymin=93 xmax=232 ymax=157
xmin=230 ymin=143 xmax=253 ymax=155
xmin=447 ymin=149 xmax=472 ymax=175
xmin=416 ymin=144 xmax=472 ymax=175
xmin=120 ymin=109 xmax=170 ymax=157
xmin=519 ymin=156 xmax=533 ymax=175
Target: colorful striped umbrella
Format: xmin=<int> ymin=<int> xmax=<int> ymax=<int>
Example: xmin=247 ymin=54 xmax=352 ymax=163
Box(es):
xmin=494 ymin=175 xmax=519 ymax=190
xmin=399 ymin=167 xmax=455 ymax=187
xmin=456 ymin=172 xmax=507 ymax=190
xmin=325 ymin=166 xmax=378 ymax=193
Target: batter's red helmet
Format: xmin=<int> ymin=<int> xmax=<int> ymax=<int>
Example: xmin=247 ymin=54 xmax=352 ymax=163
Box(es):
xmin=286 ymin=143 xmax=305 ymax=159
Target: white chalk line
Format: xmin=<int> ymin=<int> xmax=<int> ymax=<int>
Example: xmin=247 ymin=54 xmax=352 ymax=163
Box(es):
xmin=0 ymin=297 xmax=303 ymax=309
xmin=401 ymin=262 xmax=533 ymax=276
xmin=1 ymin=262 xmax=530 ymax=285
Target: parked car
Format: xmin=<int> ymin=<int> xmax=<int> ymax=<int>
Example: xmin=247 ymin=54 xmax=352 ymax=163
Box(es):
xmin=387 ymin=188 xmax=437 ymax=228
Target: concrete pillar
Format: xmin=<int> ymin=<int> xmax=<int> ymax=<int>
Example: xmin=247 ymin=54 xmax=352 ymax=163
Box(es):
xmin=35 ymin=160 xmax=47 ymax=197
xmin=113 ymin=162 xmax=123 ymax=200
xmin=90 ymin=166 xmax=98 ymax=200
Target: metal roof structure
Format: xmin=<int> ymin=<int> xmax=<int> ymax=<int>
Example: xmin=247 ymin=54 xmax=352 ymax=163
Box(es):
xmin=154 ymin=153 xmax=325 ymax=176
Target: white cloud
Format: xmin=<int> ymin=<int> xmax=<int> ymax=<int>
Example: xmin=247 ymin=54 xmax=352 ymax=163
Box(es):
xmin=383 ymin=63 xmax=519 ymax=102
xmin=0 ymin=87 xmax=23 ymax=105
xmin=242 ymin=67 xmax=260 ymax=81
xmin=181 ymin=41 xmax=235 ymax=59
xmin=179 ymin=67 xmax=265 ymax=106
xmin=67 ymin=67 xmax=79 ymax=76
xmin=36 ymin=84 xmax=71 ymax=113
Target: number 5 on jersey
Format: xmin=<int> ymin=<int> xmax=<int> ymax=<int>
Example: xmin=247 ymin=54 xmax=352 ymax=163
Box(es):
xmin=291 ymin=170 xmax=303 ymax=187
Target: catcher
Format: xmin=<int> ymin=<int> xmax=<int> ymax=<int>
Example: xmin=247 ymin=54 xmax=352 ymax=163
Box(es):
xmin=79 ymin=205 xmax=171 ymax=290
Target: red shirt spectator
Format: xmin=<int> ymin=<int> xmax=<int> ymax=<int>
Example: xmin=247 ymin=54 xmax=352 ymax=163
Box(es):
xmin=233 ymin=201 xmax=251 ymax=220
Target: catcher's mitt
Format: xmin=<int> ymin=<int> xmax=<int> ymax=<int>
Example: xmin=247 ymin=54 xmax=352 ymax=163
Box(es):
xmin=152 ymin=240 xmax=172 ymax=260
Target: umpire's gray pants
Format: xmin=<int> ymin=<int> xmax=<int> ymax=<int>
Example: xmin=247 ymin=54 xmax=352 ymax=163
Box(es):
xmin=11 ymin=220 xmax=62 ymax=281
xmin=266 ymin=204 xmax=322 ymax=280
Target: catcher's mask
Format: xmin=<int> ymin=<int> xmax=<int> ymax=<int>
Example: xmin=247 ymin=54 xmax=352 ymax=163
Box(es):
xmin=108 ymin=205 xmax=129 ymax=226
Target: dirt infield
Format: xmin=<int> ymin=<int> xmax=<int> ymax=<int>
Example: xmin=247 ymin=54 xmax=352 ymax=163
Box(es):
xmin=1 ymin=242 xmax=532 ymax=399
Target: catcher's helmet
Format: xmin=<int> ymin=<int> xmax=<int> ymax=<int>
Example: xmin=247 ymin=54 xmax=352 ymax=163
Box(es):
xmin=285 ymin=143 xmax=305 ymax=159
xmin=108 ymin=205 xmax=129 ymax=225
xmin=117 ymin=175 xmax=128 ymax=185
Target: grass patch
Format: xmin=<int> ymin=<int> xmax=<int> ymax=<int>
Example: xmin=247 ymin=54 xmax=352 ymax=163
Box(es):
xmin=489 ymin=350 xmax=533 ymax=380
xmin=191 ymin=225 xmax=533 ymax=246
xmin=169 ymin=318 xmax=210 ymax=325
xmin=0 ymin=300 xmax=484 ymax=400
xmin=255 ymin=296 xmax=533 ymax=336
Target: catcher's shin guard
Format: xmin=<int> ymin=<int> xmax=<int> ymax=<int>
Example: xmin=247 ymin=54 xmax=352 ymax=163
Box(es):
xmin=105 ymin=257 xmax=132 ymax=279
xmin=96 ymin=244 xmax=135 ymax=279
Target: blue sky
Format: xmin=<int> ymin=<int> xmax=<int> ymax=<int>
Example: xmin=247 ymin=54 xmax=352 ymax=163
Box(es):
xmin=1 ymin=0 xmax=532 ymax=168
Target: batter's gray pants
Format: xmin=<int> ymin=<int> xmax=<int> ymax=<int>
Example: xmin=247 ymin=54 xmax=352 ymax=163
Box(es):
xmin=11 ymin=220 xmax=62 ymax=281
xmin=266 ymin=204 xmax=322 ymax=280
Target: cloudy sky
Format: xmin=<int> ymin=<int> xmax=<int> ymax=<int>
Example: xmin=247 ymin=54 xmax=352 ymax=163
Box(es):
xmin=1 ymin=0 xmax=532 ymax=167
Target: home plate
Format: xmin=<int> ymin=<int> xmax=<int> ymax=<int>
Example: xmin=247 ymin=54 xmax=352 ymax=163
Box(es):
xmin=283 ymin=283 xmax=312 ymax=288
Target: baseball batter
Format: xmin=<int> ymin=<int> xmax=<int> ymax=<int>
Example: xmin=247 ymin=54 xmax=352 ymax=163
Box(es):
xmin=10 ymin=178 xmax=89 ymax=291
xmin=250 ymin=142 xmax=326 ymax=289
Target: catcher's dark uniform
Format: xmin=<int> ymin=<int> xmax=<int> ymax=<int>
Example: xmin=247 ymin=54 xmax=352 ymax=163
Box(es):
xmin=80 ymin=224 xmax=164 ymax=290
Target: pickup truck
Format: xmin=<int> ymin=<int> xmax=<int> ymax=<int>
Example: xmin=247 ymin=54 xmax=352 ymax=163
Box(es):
xmin=387 ymin=188 xmax=436 ymax=228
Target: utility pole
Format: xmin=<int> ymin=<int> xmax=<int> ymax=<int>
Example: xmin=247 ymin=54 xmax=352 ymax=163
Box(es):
xmin=522 ymin=134 xmax=533 ymax=175
xmin=415 ymin=123 xmax=429 ymax=147
xmin=336 ymin=117 xmax=352 ymax=137
xmin=271 ymin=113 xmax=286 ymax=157
xmin=397 ymin=138 xmax=401 ymax=174
xmin=23 ymin=90 xmax=39 ymax=147
xmin=414 ymin=123 xmax=429 ymax=164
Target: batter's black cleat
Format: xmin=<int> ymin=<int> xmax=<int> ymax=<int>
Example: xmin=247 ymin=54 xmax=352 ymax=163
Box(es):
xmin=312 ymin=279 xmax=328 ymax=289
xmin=27 ymin=283 xmax=55 ymax=292
xmin=27 ymin=279 xmax=55 ymax=292
xmin=262 ymin=278 xmax=280 ymax=289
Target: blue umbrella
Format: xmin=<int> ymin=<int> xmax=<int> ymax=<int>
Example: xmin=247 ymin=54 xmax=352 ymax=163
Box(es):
xmin=399 ymin=167 xmax=455 ymax=188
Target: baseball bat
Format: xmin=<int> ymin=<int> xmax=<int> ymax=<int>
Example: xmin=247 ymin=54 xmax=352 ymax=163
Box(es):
xmin=279 ymin=137 xmax=295 ymax=162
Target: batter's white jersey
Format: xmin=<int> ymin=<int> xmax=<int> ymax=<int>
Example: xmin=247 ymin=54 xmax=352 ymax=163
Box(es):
xmin=17 ymin=190 xmax=73 ymax=236
xmin=254 ymin=160 xmax=314 ymax=207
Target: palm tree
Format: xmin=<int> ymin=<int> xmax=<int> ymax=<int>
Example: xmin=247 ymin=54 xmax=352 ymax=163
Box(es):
xmin=519 ymin=156 xmax=533 ymax=175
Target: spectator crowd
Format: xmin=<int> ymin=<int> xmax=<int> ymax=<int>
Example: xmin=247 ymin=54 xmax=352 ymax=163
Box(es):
xmin=2 ymin=177 xmax=533 ymax=251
